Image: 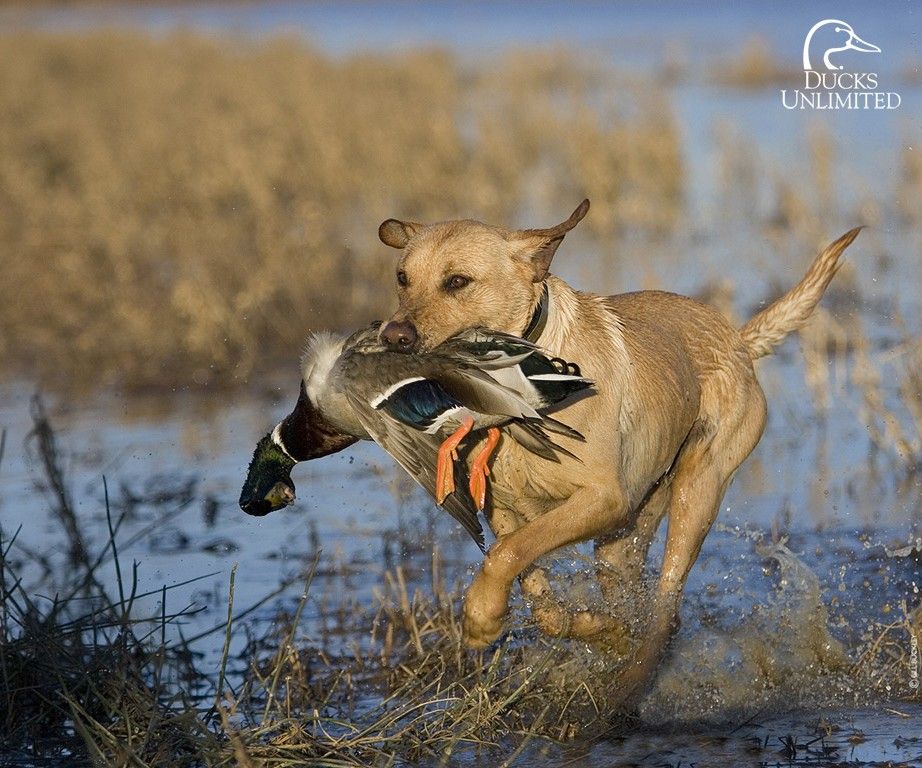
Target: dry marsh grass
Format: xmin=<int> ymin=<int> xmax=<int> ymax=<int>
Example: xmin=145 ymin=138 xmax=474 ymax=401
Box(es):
xmin=0 ymin=31 xmax=682 ymax=391
xmin=710 ymin=36 xmax=801 ymax=89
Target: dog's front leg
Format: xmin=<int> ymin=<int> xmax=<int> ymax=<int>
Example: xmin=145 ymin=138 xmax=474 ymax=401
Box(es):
xmin=463 ymin=484 xmax=627 ymax=648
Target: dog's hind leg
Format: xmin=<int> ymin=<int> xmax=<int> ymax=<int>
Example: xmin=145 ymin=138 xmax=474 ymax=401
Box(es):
xmin=593 ymin=479 xmax=672 ymax=614
xmin=612 ymin=383 xmax=767 ymax=706
xmin=614 ymin=464 xmax=725 ymax=704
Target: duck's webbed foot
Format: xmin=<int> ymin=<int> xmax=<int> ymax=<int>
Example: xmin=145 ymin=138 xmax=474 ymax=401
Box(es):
xmin=435 ymin=416 xmax=475 ymax=504
xmin=468 ymin=427 xmax=501 ymax=511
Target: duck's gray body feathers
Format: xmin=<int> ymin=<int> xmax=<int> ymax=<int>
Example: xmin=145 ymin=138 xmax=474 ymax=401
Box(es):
xmin=252 ymin=324 xmax=594 ymax=549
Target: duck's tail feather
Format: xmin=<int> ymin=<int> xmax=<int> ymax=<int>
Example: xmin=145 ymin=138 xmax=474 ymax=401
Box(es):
xmin=506 ymin=422 xmax=560 ymax=461
xmin=506 ymin=421 xmax=582 ymax=463
xmin=538 ymin=414 xmax=586 ymax=442
xmin=527 ymin=373 xmax=594 ymax=406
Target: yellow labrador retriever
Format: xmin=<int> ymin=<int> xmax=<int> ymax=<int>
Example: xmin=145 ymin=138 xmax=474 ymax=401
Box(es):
xmin=378 ymin=200 xmax=859 ymax=701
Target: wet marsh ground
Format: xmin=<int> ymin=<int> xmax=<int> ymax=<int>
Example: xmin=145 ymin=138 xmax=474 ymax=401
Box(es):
xmin=1 ymin=3 xmax=922 ymax=765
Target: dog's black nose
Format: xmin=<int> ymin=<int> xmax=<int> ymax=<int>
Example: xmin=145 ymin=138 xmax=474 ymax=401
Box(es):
xmin=381 ymin=320 xmax=418 ymax=349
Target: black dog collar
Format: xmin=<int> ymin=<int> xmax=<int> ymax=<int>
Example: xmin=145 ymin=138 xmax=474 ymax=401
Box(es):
xmin=523 ymin=282 xmax=550 ymax=343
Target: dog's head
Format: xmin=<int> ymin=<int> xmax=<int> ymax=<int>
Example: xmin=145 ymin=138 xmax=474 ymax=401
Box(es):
xmin=377 ymin=200 xmax=589 ymax=350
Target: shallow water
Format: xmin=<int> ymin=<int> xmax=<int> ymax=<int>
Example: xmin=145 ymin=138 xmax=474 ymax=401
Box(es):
xmin=2 ymin=344 xmax=920 ymax=763
xmin=2 ymin=1 xmax=921 ymax=764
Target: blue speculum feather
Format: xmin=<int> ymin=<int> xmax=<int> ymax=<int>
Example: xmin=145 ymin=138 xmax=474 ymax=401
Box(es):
xmin=376 ymin=379 xmax=460 ymax=429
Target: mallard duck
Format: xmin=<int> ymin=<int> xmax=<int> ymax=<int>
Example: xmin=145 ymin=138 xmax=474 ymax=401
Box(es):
xmin=239 ymin=325 xmax=593 ymax=549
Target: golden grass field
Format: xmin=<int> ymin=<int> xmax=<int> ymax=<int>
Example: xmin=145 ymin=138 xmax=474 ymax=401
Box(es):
xmin=0 ymin=31 xmax=681 ymax=390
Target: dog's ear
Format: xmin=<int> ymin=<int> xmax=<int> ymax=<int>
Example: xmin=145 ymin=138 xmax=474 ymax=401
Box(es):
xmin=514 ymin=199 xmax=589 ymax=282
xmin=379 ymin=219 xmax=423 ymax=249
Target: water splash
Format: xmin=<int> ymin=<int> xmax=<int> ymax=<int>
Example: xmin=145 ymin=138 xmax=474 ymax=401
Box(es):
xmin=644 ymin=540 xmax=856 ymax=723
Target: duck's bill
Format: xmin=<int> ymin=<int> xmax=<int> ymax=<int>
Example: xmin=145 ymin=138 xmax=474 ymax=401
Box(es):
xmin=239 ymin=434 xmax=297 ymax=516
xmin=241 ymin=479 xmax=296 ymax=516
xmin=847 ymin=33 xmax=880 ymax=53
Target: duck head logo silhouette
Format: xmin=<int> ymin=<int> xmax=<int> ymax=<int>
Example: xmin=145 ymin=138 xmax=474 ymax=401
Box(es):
xmin=803 ymin=19 xmax=881 ymax=71
xmin=782 ymin=19 xmax=898 ymax=110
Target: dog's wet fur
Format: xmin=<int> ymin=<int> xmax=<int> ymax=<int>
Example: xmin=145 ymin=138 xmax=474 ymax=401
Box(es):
xmin=378 ymin=200 xmax=861 ymax=706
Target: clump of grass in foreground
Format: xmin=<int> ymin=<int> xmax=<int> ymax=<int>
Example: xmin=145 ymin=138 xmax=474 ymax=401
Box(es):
xmin=0 ymin=406 xmax=613 ymax=765
xmin=0 ymin=31 xmax=682 ymax=392
xmin=0 ymin=511 xmax=213 ymax=764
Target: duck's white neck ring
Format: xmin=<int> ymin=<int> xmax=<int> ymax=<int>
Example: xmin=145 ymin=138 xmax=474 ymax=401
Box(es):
xmin=271 ymin=423 xmax=297 ymax=462
xmin=523 ymin=282 xmax=550 ymax=343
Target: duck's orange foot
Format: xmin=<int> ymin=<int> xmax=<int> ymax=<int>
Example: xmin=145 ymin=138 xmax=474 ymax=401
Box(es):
xmin=468 ymin=427 xmax=501 ymax=511
xmin=435 ymin=416 xmax=475 ymax=505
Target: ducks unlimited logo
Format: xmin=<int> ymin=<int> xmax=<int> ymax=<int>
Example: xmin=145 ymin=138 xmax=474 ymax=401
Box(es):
xmin=781 ymin=19 xmax=901 ymax=110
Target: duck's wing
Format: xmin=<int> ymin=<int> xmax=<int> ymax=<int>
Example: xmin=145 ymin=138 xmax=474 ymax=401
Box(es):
xmin=371 ymin=377 xmax=468 ymax=432
xmin=367 ymin=364 xmax=540 ymax=430
xmin=434 ymin=366 xmax=542 ymax=423
xmin=346 ymin=392 xmax=485 ymax=551
xmin=420 ymin=364 xmax=585 ymax=465
xmin=436 ymin=328 xmax=538 ymax=370
xmin=436 ymin=329 xmax=594 ymax=412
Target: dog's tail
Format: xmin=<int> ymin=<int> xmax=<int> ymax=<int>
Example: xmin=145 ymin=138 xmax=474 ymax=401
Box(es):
xmin=739 ymin=228 xmax=862 ymax=360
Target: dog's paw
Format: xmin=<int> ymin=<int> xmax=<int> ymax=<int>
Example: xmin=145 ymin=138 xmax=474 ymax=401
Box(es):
xmin=461 ymin=574 xmax=510 ymax=648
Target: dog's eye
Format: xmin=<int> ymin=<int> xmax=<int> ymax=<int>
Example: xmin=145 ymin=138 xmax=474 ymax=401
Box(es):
xmin=396 ymin=270 xmax=408 ymax=287
xmin=444 ymin=274 xmax=471 ymax=292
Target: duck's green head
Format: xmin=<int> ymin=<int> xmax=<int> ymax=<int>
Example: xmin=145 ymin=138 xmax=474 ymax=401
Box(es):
xmin=239 ymin=434 xmax=297 ymax=516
